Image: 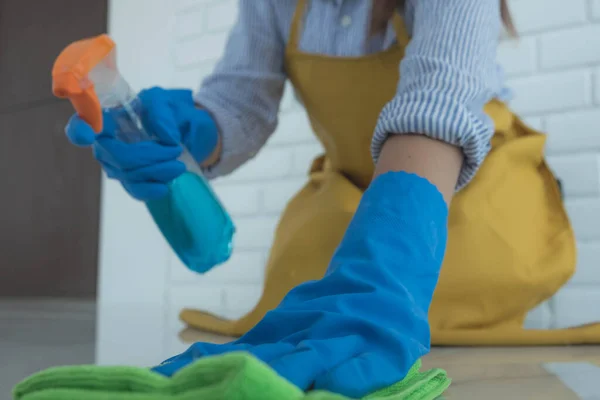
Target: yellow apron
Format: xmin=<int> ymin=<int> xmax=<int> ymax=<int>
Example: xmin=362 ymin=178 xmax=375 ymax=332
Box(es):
xmin=181 ymin=0 xmax=595 ymax=345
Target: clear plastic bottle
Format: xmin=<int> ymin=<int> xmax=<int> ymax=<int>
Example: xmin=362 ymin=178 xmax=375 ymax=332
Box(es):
xmin=52 ymin=34 xmax=234 ymax=273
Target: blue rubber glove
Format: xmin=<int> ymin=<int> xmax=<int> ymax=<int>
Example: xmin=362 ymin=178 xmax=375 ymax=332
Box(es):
xmin=65 ymin=87 xmax=219 ymax=201
xmin=153 ymin=171 xmax=448 ymax=398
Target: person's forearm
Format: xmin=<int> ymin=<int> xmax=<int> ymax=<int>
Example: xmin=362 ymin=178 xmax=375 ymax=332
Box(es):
xmin=373 ymin=135 xmax=463 ymax=205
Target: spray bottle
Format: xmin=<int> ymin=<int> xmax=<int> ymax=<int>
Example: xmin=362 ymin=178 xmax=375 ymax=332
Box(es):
xmin=52 ymin=34 xmax=235 ymax=273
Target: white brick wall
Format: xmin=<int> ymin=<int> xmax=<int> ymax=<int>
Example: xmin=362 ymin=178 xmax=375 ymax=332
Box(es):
xmin=99 ymin=0 xmax=600 ymax=364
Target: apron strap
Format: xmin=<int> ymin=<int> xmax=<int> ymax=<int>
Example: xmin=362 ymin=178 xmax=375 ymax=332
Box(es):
xmin=288 ymin=0 xmax=308 ymax=52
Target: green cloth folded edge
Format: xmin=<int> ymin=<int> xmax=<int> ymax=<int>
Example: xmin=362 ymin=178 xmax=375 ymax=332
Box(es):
xmin=13 ymin=352 xmax=450 ymax=400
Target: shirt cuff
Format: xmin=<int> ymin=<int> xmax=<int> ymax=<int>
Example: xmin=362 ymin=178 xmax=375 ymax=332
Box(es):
xmin=194 ymin=91 xmax=263 ymax=180
xmin=371 ymin=92 xmax=494 ymax=191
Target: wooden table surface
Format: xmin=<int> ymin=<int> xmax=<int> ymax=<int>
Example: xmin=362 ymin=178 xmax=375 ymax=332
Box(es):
xmin=422 ymin=346 xmax=600 ymax=399
xmin=180 ymin=328 xmax=600 ymax=399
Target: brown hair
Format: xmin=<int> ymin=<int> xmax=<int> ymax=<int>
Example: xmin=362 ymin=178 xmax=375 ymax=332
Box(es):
xmin=500 ymin=0 xmax=517 ymax=36
xmin=371 ymin=0 xmax=517 ymax=37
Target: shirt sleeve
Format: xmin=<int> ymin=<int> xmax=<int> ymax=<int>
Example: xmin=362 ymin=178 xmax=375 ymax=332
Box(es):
xmin=371 ymin=0 xmax=502 ymax=190
xmin=194 ymin=0 xmax=286 ymax=178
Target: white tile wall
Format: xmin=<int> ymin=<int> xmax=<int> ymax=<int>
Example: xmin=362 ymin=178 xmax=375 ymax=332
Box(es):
xmin=538 ymin=25 xmax=600 ymax=70
xmin=507 ymin=70 xmax=591 ymax=115
xmin=571 ymin=243 xmax=600 ymax=285
xmin=553 ymin=288 xmax=600 ymax=329
xmin=174 ymin=32 xmax=229 ymax=67
xmin=497 ymin=37 xmax=537 ymax=76
xmin=100 ymin=0 xmax=600 ymax=364
xmin=205 ymin=1 xmax=239 ymax=32
xmin=591 ymin=0 xmax=600 ymax=20
xmin=595 ymin=67 xmax=600 ymax=104
xmin=508 ymin=0 xmax=587 ymax=34
xmin=545 ymin=110 xmax=600 ymax=154
xmin=174 ymin=9 xmax=205 ymax=39
xmin=546 ymin=154 xmax=600 ymax=197
xmin=565 ymin=198 xmax=600 ymax=241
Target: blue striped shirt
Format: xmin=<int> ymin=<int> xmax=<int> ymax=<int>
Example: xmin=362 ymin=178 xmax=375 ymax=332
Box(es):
xmin=196 ymin=0 xmax=509 ymax=189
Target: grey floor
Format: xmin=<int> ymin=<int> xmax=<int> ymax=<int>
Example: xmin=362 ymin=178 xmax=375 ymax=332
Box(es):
xmin=0 ymin=299 xmax=96 ymax=399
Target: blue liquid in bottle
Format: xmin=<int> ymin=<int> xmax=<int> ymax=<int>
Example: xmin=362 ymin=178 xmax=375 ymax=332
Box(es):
xmin=147 ymin=157 xmax=235 ymax=272
xmin=109 ymin=95 xmax=235 ymax=273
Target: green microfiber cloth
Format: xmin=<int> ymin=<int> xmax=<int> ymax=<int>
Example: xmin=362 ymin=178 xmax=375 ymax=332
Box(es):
xmin=13 ymin=352 xmax=450 ymax=400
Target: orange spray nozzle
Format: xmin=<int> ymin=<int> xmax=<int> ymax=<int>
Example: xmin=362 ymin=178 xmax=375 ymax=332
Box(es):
xmin=52 ymin=34 xmax=115 ymax=133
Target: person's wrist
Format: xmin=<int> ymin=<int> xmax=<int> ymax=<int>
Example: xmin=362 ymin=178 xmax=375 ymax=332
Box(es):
xmin=201 ymin=134 xmax=222 ymax=168
xmin=183 ymin=107 xmax=220 ymax=165
xmin=373 ymin=134 xmax=462 ymax=205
